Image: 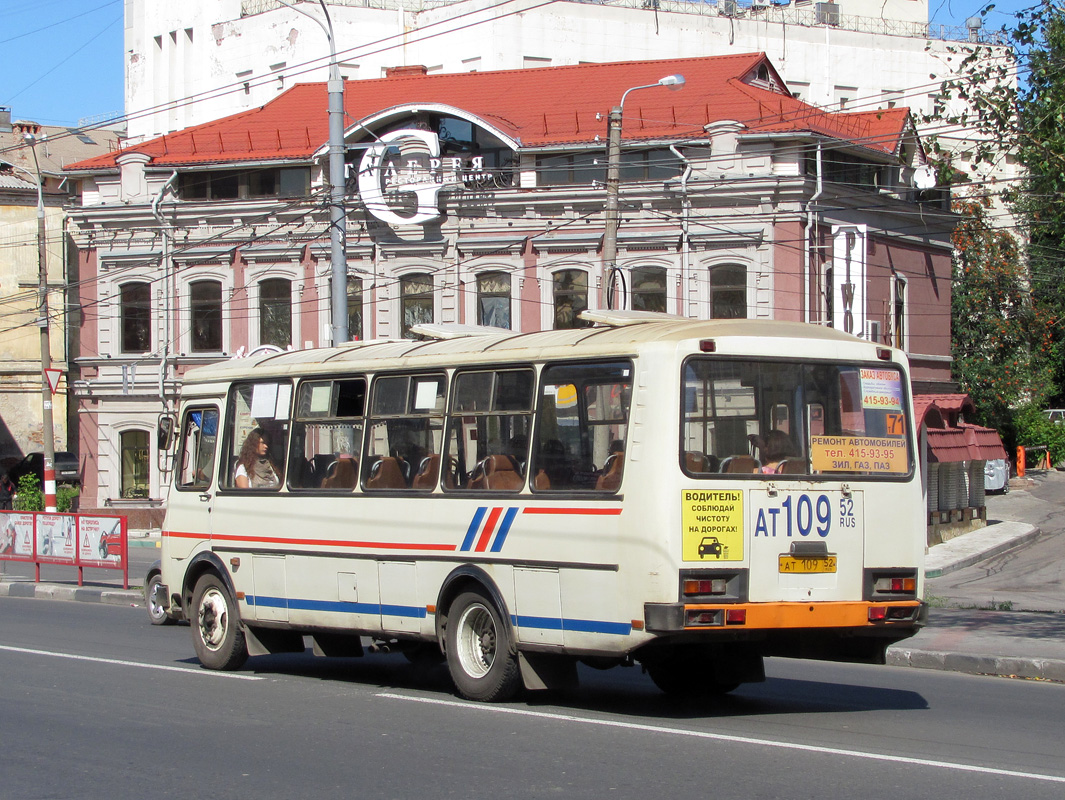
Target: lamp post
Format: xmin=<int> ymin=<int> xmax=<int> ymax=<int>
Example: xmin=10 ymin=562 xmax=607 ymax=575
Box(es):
xmin=21 ymin=132 xmax=57 ymax=512
xmin=603 ymin=74 xmax=685 ymax=310
xmin=279 ymin=0 xmax=349 ymax=346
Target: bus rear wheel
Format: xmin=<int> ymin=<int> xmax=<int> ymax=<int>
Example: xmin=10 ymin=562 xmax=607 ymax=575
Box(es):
xmin=191 ymin=573 xmax=248 ymax=671
xmin=445 ymin=589 xmax=520 ymax=702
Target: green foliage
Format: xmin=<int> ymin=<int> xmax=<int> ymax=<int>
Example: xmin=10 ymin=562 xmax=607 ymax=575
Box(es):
xmin=1013 ymin=403 xmax=1065 ymax=464
xmin=13 ymin=474 xmax=42 ymax=512
xmin=12 ymin=474 xmax=80 ymax=513
xmin=950 ymin=197 xmax=1053 ymax=430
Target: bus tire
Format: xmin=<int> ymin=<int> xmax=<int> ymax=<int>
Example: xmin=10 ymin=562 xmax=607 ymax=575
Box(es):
xmin=445 ymin=589 xmax=520 ymax=702
xmin=191 ymin=573 xmax=248 ymax=671
xmin=644 ymin=650 xmax=744 ymax=698
xmin=145 ymin=572 xmax=175 ymax=626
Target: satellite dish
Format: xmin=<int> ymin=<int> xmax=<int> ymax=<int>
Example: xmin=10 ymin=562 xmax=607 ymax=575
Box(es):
xmin=913 ymin=165 xmax=937 ymax=190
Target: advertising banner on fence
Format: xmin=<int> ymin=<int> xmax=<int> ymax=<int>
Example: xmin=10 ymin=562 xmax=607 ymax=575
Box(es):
xmin=0 ymin=512 xmax=35 ymax=560
xmin=36 ymin=513 xmax=76 ymax=564
xmin=78 ymin=516 xmax=124 ymax=567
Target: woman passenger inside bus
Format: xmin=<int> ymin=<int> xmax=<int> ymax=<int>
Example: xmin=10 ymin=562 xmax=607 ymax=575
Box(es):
xmin=751 ymin=429 xmax=797 ymax=474
xmin=234 ymin=428 xmax=281 ymax=489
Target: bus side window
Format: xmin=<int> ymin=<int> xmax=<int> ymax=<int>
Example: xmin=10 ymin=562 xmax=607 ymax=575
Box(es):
xmin=289 ymin=378 xmax=365 ymax=491
xmin=176 ymin=407 xmax=218 ymax=490
xmin=363 ymin=373 xmax=446 ymax=492
xmin=532 ymin=360 xmax=632 ymax=493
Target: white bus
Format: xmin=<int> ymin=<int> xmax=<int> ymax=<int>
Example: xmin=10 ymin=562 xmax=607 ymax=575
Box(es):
xmin=154 ymin=312 xmax=926 ymax=701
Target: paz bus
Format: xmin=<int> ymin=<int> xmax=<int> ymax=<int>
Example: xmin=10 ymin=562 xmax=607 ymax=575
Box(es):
xmin=154 ymin=312 xmax=926 ymax=701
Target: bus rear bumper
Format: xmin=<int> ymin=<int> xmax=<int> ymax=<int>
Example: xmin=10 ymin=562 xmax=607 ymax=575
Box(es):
xmin=645 ymin=600 xmax=927 ymax=633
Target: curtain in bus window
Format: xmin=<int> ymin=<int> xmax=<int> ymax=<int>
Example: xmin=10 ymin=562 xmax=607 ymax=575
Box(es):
xmin=533 ymin=361 xmax=632 ymax=492
xmin=177 ymin=407 xmax=218 ymax=490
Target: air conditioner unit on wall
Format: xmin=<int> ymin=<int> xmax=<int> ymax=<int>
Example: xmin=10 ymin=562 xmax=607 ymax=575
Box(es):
xmin=865 ymin=320 xmax=881 ymax=343
xmin=816 ymin=2 xmax=840 ymax=25
xmin=720 ymin=0 xmax=739 ymax=16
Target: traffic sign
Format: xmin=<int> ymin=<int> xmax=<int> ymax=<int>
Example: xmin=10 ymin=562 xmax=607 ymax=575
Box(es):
xmin=45 ymin=368 xmax=62 ymax=395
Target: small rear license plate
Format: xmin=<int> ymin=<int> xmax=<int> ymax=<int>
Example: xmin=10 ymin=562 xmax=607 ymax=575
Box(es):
xmin=779 ymin=555 xmax=837 ymax=574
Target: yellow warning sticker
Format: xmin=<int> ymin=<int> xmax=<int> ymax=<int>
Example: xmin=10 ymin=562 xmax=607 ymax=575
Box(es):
xmin=681 ymin=490 xmax=743 ymax=562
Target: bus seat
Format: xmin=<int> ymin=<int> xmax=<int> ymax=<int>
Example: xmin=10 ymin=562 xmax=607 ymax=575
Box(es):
xmin=366 ymin=456 xmax=407 ymax=490
xmin=595 ymin=452 xmax=624 ymax=491
xmin=684 ymin=451 xmax=720 ymax=474
xmin=533 ymin=469 xmax=550 ymax=490
xmin=721 ymin=455 xmax=759 ymax=473
xmin=776 ymin=458 xmax=807 ymax=475
xmin=469 ymin=455 xmax=524 ymax=491
xmin=412 ymin=454 xmax=440 ymax=490
xmin=321 ymin=456 xmax=358 ymax=489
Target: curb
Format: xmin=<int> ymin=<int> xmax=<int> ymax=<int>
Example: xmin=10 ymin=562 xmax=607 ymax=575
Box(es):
xmin=925 ymin=523 xmax=1041 ymax=579
xmin=0 ymin=580 xmax=143 ymax=607
xmin=886 ymin=646 xmax=1065 ymax=683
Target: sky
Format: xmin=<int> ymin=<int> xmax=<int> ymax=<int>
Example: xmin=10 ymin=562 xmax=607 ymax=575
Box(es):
xmin=0 ymin=0 xmax=1040 ymax=129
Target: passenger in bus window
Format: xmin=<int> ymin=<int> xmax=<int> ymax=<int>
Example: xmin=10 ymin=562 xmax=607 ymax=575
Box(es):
xmin=752 ymin=430 xmax=796 ymax=474
xmin=234 ymin=428 xmax=281 ymax=489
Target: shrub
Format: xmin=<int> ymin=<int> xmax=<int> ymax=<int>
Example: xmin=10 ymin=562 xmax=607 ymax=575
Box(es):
xmin=12 ymin=475 xmax=80 ymax=513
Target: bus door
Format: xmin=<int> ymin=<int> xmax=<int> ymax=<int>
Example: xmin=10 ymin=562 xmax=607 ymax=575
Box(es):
xmin=167 ymin=405 xmax=221 ymax=561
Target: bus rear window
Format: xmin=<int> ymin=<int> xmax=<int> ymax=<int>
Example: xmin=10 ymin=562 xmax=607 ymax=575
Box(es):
xmin=681 ymin=359 xmax=911 ymax=478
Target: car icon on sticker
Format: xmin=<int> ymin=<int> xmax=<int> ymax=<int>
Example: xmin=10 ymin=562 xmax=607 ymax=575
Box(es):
xmin=698 ymin=536 xmax=723 ymax=559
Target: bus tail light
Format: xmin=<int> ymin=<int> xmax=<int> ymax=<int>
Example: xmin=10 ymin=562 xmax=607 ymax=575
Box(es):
xmin=683 ymin=578 xmax=727 ymax=596
xmin=868 ymin=605 xmax=917 ymax=623
xmin=725 ymin=608 xmax=746 ymax=625
xmin=865 ymin=569 xmax=918 ymax=600
xmin=685 ymin=609 xmax=723 ymax=626
xmin=699 ymin=339 xmax=716 ymax=353
xmin=868 ymin=606 xmax=887 ymax=621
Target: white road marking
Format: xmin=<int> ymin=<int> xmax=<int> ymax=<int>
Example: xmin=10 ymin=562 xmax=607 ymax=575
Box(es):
xmin=0 ymin=644 xmax=263 ymax=680
xmin=378 ymin=692 xmax=1065 ymax=785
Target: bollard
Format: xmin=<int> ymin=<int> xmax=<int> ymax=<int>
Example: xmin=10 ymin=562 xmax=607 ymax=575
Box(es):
xmin=1017 ymin=445 xmax=1026 ymax=478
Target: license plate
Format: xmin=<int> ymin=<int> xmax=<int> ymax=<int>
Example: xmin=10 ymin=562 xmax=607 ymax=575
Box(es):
xmin=779 ymin=555 xmax=837 ymax=574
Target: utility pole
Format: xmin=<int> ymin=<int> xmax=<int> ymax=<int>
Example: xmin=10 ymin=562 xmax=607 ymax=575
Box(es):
xmin=23 ymin=130 xmax=57 ymax=512
xmin=280 ymin=0 xmax=348 ymax=346
xmin=602 ymin=75 xmax=685 ymax=310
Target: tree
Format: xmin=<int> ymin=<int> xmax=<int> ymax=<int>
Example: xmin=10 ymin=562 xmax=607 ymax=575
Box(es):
xmin=950 ymin=196 xmax=1053 ymax=431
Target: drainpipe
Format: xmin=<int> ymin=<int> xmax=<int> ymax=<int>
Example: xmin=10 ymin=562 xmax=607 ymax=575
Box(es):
xmin=151 ymin=172 xmax=178 ymax=411
xmin=802 ymin=141 xmax=823 ymax=323
xmin=669 ymin=144 xmax=693 ymax=317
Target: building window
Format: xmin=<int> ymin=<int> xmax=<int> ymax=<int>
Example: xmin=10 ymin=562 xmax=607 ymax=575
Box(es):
xmin=477 ymin=272 xmax=511 ymax=329
xmin=190 ymin=280 xmax=223 ymax=353
xmin=120 ymin=281 xmax=152 ymax=353
xmin=709 ymin=264 xmax=747 ymax=319
xmin=553 ymin=269 xmax=590 ymax=329
xmin=259 ymin=278 xmax=292 ymax=348
xmin=347 ymin=275 xmax=363 ymax=341
xmin=631 ymin=267 xmax=668 ymax=313
xmin=401 ymin=273 xmax=434 ymax=338
xmin=120 ymin=429 xmax=150 ymax=499
xmin=178 ymin=167 xmax=310 ymax=200
xmin=894 ymin=275 xmax=907 ymax=350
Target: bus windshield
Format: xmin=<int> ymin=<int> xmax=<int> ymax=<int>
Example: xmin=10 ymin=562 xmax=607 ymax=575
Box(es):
xmin=681 ymin=358 xmax=911 ymax=478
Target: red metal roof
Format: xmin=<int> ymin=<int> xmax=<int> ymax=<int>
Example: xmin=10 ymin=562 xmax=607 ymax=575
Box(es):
xmin=959 ymin=423 xmax=1008 ymax=461
xmin=68 ymin=53 xmax=910 ymax=172
xmin=926 ymin=427 xmax=976 ymax=464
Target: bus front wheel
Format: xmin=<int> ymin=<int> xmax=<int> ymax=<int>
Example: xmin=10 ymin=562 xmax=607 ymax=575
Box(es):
xmin=445 ymin=589 xmax=520 ymax=702
xmin=191 ymin=573 xmax=248 ymax=671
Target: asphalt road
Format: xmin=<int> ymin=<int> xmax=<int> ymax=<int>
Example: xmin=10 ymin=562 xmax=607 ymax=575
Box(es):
xmin=2 ymin=597 xmax=1064 ymax=799
xmin=928 ymin=475 xmax=1065 ymax=612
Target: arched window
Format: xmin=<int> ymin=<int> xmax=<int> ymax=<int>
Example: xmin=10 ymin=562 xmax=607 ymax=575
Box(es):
xmin=401 ymin=272 xmax=434 ymax=339
xmin=120 ymin=429 xmax=150 ymax=499
xmin=553 ymin=269 xmax=590 ymax=329
xmin=709 ymin=264 xmax=747 ymax=319
xmin=190 ymin=280 xmax=222 ymax=353
xmin=347 ymin=275 xmax=363 ymax=341
xmin=631 ymin=267 xmax=668 ymax=313
xmin=259 ymin=278 xmax=292 ymax=348
xmin=120 ymin=281 xmax=151 ymax=353
xmin=477 ymin=271 xmax=511 ymax=329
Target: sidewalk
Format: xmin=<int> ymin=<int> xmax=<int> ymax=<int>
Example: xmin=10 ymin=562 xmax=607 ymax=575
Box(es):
xmin=3 ymin=498 xmax=1065 ymax=683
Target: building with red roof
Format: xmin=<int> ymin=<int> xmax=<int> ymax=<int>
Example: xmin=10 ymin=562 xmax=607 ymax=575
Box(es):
xmin=62 ymin=53 xmax=955 ymax=518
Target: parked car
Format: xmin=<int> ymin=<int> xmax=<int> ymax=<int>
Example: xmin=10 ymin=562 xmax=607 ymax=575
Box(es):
xmin=5 ymin=452 xmax=81 ymax=487
xmin=1043 ymin=409 xmax=1065 ymax=424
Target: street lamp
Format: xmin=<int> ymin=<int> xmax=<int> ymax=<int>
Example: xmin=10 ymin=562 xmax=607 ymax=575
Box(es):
xmin=20 ymin=132 xmax=58 ymax=511
xmin=279 ymin=0 xmax=349 ymax=346
xmin=603 ymin=74 xmax=685 ymax=310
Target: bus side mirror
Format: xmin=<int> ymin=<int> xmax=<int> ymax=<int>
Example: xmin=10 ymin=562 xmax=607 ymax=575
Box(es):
xmin=157 ymin=414 xmax=176 ymax=451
